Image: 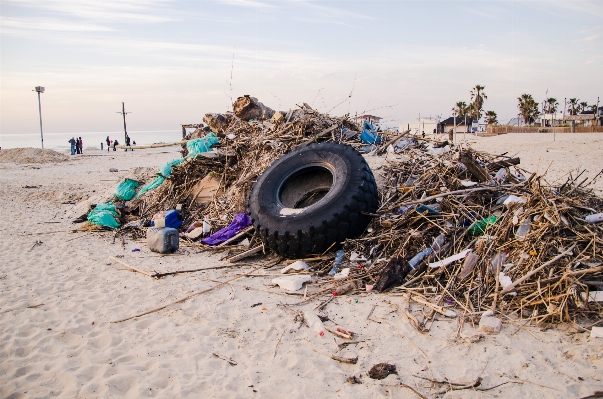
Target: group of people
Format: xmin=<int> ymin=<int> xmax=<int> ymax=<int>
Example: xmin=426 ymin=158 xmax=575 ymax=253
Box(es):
xmin=105 ymin=135 xmax=136 ymax=152
xmin=68 ymin=137 xmax=83 ymax=155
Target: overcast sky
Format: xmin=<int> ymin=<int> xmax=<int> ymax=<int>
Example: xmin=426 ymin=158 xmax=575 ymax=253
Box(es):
xmin=1 ymin=0 xmax=601 ymax=135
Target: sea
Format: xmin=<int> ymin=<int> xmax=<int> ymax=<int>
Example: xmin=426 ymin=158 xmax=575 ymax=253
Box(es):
xmin=0 ymin=130 xmax=183 ymax=151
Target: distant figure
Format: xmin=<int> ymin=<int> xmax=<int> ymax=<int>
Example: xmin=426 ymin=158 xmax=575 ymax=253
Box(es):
xmin=421 ymin=131 xmax=425 ymax=138
xmin=113 ymin=139 xmax=119 ymax=151
xmin=68 ymin=137 xmax=76 ymax=155
xmin=106 ymin=136 xmax=110 ymax=152
xmin=133 ymin=141 xmax=136 ymax=145
xmin=125 ymin=134 xmax=131 ymax=151
xmin=433 ymin=128 xmax=436 ymax=134
xmin=78 ymin=137 xmax=83 ymax=154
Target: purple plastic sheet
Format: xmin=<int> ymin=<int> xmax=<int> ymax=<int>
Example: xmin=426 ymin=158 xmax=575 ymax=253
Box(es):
xmin=201 ymin=213 xmax=252 ymax=246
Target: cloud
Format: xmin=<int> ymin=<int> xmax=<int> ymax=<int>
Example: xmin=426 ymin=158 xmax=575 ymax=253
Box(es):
xmin=0 ymin=16 xmax=115 ymax=32
xmin=292 ymin=1 xmax=375 ymax=21
xmin=221 ymin=0 xmax=277 ymax=10
xmin=2 ymin=0 xmax=176 ymax=23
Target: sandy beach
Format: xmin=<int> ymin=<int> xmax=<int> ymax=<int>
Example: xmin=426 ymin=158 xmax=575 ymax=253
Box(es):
xmin=1 ymin=134 xmax=602 ymax=399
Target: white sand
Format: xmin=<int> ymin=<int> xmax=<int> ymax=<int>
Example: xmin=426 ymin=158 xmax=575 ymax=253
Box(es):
xmin=1 ymin=140 xmax=602 ymax=398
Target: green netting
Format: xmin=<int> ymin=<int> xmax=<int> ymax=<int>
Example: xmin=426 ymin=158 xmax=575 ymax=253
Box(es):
xmin=186 ymin=132 xmax=219 ymax=158
xmin=159 ymin=158 xmax=186 ymax=178
xmin=114 ymin=179 xmax=140 ymax=201
xmin=136 ymin=176 xmax=165 ymax=198
xmin=88 ymin=203 xmax=120 ymax=229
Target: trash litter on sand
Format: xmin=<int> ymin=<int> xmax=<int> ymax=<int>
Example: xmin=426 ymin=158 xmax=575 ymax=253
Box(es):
xmin=272 ymin=275 xmax=311 ymax=291
xmin=368 ymin=363 xmax=397 ymax=380
xmin=201 ymin=213 xmax=251 ymax=246
xmin=89 ymin=95 xmax=602 ymax=330
xmin=147 ymin=227 xmax=179 ymax=254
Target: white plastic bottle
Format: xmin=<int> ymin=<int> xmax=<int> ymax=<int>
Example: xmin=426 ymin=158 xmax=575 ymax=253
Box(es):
xmin=585 ymin=213 xmax=603 ymax=224
xmin=304 ymin=311 xmax=325 ymax=337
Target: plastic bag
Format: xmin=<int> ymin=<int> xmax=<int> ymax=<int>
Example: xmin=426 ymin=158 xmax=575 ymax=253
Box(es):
xmin=114 ymin=179 xmax=140 ymax=201
xmin=186 ymin=132 xmax=219 ymax=158
xmin=158 ymin=158 xmax=185 ymax=178
xmin=136 ymin=176 xmax=165 ymax=198
xmin=201 ymin=213 xmax=251 ymax=246
xmin=87 ymin=203 xmax=120 ymax=228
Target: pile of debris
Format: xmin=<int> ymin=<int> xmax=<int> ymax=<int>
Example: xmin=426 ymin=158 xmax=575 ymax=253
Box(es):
xmin=87 ymin=95 xmax=603 ymax=329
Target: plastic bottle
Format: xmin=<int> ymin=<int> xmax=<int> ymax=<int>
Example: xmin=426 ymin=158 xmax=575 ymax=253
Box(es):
xmin=408 ymin=234 xmax=445 ymax=269
xmin=398 ymin=205 xmax=414 ymax=215
xmin=333 ymin=281 xmax=357 ymax=296
xmin=328 ymin=250 xmax=345 ymax=276
xmin=304 ymin=311 xmax=325 ymax=336
xmin=585 ymin=213 xmax=603 ymax=224
xmin=515 ymin=218 xmax=531 ymax=240
xmin=489 ymin=252 xmax=508 ymax=275
xmin=494 ymin=168 xmax=508 ymax=183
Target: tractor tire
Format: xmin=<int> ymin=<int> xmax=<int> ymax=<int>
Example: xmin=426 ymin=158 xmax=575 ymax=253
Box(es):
xmin=248 ymin=142 xmax=378 ymax=258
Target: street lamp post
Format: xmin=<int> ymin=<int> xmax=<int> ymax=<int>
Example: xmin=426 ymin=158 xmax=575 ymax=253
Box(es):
xmin=33 ymin=86 xmax=45 ymax=149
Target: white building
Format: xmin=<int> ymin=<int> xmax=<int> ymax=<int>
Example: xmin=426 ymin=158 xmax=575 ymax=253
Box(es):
xmin=400 ymin=118 xmax=438 ymax=135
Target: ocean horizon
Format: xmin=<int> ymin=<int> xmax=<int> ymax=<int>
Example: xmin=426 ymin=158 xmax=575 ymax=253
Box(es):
xmin=0 ymin=130 xmax=183 ymax=151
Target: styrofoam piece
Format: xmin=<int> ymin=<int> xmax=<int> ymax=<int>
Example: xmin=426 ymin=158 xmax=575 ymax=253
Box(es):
xmin=281 ymin=261 xmax=310 ymax=274
xmin=334 ymin=268 xmax=350 ymax=280
xmin=503 ymin=195 xmax=527 ymax=206
xmin=460 ymin=180 xmax=478 ymax=187
xmin=272 ymin=275 xmax=311 ymax=291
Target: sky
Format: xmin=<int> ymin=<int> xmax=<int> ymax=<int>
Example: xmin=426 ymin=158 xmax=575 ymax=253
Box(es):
xmin=1 ymin=0 xmax=602 ymax=138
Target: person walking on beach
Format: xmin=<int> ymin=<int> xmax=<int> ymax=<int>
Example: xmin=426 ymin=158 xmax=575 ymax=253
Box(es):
xmin=68 ymin=137 xmax=76 ymax=155
xmin=106 ymin=136 xmax=110 ymax=152
xmin=125 ymin=134 xmax=133 ymax=151
xmin=78 ymin=137 xmax=83 ymax=154
xmin=113 ymin=139 xmax=119 ymax=151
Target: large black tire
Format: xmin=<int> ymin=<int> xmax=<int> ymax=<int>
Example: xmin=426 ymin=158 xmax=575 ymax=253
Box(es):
xmin=248 ymin=142 xmax=378 ymax=258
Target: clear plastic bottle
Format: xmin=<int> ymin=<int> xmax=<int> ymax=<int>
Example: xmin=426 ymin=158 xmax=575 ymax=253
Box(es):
xmin=328 ymin=250 xmax=345 ymax=276
xmin=515 ymin=218 xmax=531 ymax=240
xmin=304 ymin=311 xmax=325 ymax=336
xmin=408 ymin=234 xmax=445 ymax=269
xmin=494 ymin=168 xmax=508 ymax=183
xmin=489 ymin=252 xmax=508 ymax=274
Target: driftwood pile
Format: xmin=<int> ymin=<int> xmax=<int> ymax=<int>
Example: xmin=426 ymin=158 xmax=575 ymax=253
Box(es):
xmin=135 ymin=99 xmax=361 ymax=231
xmin=316 ymin=141 xmax=603 ymax=327
xmin=116 ymin=96 xmax=603 ymax=327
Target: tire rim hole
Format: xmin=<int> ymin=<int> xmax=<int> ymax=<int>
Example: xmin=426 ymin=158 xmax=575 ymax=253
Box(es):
xmin=279 ymin=166 xmax=333 ymax=209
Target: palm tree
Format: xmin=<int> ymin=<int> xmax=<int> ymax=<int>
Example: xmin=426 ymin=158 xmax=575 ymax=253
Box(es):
xmin=470 ymin=85 xmax=487 ymax=120
xmin=517 ymin=94 xmax=540 ymax=125
xmin=452 ymin=101 xmax=468 ymax=118
xmin=545 ymin=98 xmax=558 ymax=114
xmin=567 ymin=98 xmax=579 ymax=115
xmin=484 ymin=110 xmax=498 ymax=126
xmin=579 ymin=101 xmax=589 ymax=114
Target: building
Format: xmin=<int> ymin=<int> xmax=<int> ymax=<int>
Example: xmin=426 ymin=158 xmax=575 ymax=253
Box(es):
xmin=354 ymin=115 xmax=383 ymax=130
xmin=400 ymin=118 xmax=439 ymax=135
xmin=438 ymin=116 xmax=474 ymax=133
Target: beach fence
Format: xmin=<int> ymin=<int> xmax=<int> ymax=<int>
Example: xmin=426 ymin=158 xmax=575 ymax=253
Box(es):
xmin=489 ymin=125 xmax=603 ymax=134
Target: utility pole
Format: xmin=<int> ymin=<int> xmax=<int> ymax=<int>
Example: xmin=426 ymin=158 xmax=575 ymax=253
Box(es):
xmin=116 ymin=102 xmax=131 ymax=144
xmin=33 ymin=86 xmax=45 ymax=149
